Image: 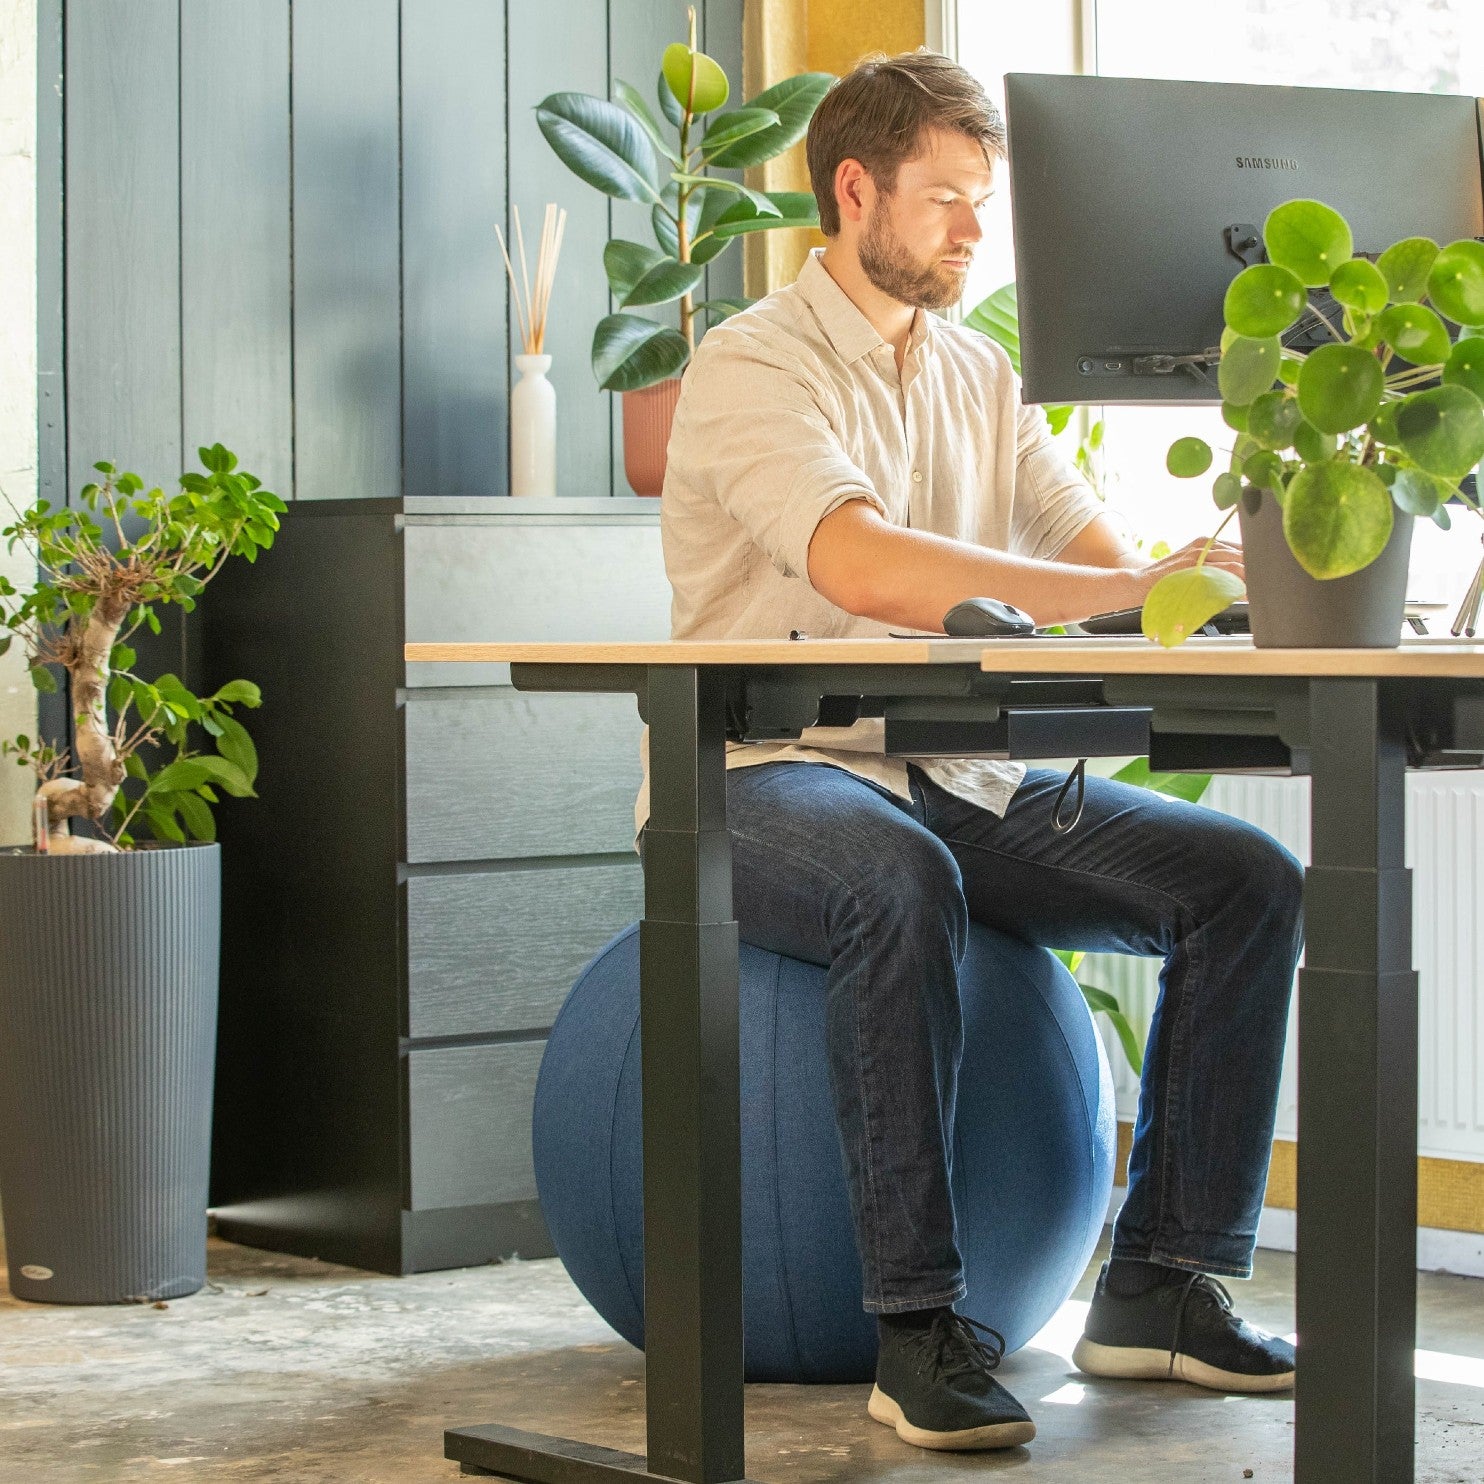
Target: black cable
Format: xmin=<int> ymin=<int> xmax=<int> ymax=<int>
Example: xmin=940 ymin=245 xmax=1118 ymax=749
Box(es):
xmin=1052 ymin=759 xmax=1087 ymax=834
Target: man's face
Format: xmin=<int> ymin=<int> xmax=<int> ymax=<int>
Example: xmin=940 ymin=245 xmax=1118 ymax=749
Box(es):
xmin=856 ymin=127 xmax=995 ymax=310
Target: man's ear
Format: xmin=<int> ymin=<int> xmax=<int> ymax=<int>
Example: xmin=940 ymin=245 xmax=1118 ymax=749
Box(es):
xmin=833 ymin=158 xmax=872 ymax=228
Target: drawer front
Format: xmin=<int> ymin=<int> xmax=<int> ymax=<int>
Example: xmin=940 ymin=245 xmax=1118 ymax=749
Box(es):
xmin=403 ymin=518 xmax=669 ymax=689
xmin=404 ymin=689 xmax=643 ymax=862
xmin=406 ymin=1040 xmax=543 ymax=1210
xmin=406 ymin=862 xmax=643 ymax=1037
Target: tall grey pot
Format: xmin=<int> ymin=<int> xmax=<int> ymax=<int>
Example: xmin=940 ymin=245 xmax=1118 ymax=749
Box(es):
xmin=0 ymin=842 xmax=221 ymax=1304
xmin=1239 ymin=490 xmax=1413 ymax=648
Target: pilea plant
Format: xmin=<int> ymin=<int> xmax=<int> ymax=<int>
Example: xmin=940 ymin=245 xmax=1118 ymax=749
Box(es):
xmin=536 ymin=6 xmax=832 ymax=390
xmin=1144 ymin=197 xmax=1484 ymax=646
xmin=1 ymin=445 xmax=282 ymax=853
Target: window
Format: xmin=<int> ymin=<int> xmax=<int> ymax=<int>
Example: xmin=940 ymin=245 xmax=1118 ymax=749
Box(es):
xmin=957 ymin=0 xmax=1484 ymax=602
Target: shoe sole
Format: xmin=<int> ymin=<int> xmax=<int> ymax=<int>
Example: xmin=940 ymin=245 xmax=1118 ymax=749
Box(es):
xmin=867 ymin=1384 xmax=1037 ymax=1451
xmin=1072 ymin=1336 xmax=1295 ymax=1393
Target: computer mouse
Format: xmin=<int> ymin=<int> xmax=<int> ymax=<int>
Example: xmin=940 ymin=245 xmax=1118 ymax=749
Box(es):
xmin=942 ymin=597 xmax=1037 ymax=637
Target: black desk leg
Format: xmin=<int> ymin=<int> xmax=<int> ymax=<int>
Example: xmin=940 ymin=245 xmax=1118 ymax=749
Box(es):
xmin=1297 ymin=679 xmax=1418 ymax=1484
xmin=446 ymin=665 xmax=753 ymax=1484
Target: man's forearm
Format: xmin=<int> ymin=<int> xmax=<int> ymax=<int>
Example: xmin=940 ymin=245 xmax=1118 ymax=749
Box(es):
xmin=808 ymin=506 xmax=1148 ymax=630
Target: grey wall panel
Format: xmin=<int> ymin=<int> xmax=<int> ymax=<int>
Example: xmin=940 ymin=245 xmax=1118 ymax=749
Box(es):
xmin=291 ymin=0 xmax=402 ymax=501
xmin=37 ymin=0 xmax=65 ymax=513
xmin=404 ymin=690 xmax=644 ymax=862
xmin=407 ymin=1041 xmax=543 ymax=1209
xmin=401 ymin=1 xmax=508 ymax=499
xmin=180 ymin=1 xmax=293 ymax=500
xmin=508 ymin=0 xmax=612 ymax=497
xmin=701 ymin=0 xmax=746 ymax=310
xmin=406 ymin=861 xmax=644 ymax=1037
xmin=63 ymin=0 xmax=181 ymax=494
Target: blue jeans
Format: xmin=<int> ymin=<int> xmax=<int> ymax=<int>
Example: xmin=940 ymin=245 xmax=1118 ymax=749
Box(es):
xmin=719 ymin=760 xmax=1305 ymax=1314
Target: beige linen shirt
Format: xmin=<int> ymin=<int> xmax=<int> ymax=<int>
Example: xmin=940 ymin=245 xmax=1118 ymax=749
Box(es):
xmin=634 ymin=249 xmax=1107 ymax=839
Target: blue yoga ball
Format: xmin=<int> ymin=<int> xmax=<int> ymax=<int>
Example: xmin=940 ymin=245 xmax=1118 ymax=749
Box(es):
xmin=533 ymin=921 xmax=1116 ymax=1383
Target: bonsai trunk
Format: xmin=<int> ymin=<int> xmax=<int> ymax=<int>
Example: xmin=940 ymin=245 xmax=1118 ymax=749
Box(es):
xmin=38 ymin=593 xmax=129 ymax=854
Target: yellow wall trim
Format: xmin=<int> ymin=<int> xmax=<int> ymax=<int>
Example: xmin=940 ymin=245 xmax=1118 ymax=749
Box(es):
xmin=1115 ymin=1121 xmax=1484 ymax=1236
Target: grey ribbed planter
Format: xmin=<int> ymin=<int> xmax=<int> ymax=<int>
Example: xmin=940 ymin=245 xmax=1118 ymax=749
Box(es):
xmin=1239 ymin=490 xmax=1413 ymax=649
xmin=0 ymin=842 xmax=220 ymax=1304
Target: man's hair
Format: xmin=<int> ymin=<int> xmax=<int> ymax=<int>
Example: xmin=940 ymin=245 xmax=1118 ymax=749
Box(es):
xmin=806 ymin=51 xmax=1007 ymax=237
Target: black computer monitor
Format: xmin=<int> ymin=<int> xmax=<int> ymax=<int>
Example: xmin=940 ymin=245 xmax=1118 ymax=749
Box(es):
xmin=1004 ymin=72 xmax=1484 ymax=406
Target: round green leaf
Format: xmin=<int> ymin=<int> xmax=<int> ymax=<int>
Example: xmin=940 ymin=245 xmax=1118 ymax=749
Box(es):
xmin=1283 ymin=461 xmax=1394 ymax=579
xmin=1243 ymin=450 xmax=1286 ymax=492
xmin=1278 ymin=356 xmax=1303 ymax=387
xmin=1395 ymin=384 xmax=1484 ymax=479
xmin=704 ymin=72 xmax=835 ymax=168
xmin=1377 ymin=236 xmax=1439 ymax=304
xmin=1167 ymin=437 xmax=1213 ymax=478
xmin=1391 ymin=467 xmax=1452 ymax=518
xmin=1427 ymin=239 xmax=1484 ymax=326
xmin=1444 ymin=338 xmax=1484 ymax=401
xmin=1329 ymin=257 xmax=1389 ymax=315
xmin=1217 ymin=334 xmax=1282 ymax=406
xmin=1213 ymin=471 xmax=1243 ymax=509
xmin=662 ymin=43 xmax=729 ymax=115
xmin=1294 ymin=419 xmax=1335 ymax=463
xmin=1141 ymin=566 xmax=1247 ymax=649
xmin=536 ymin=92 xmax=661 ymax=203
xmin=1221 ymin=401 xmax=1249 ymax=432
xmin=1224 ymin=264 xmax=1307 ymax=338
xmin=1296 ymin=342 xmax=1384 ymax=434
xmin=1376 ymin=303 xmax=1451 ymax=367
xmin=1369 ymin=402 xmax=1402 ymax=446
xmin=591 ymin=312 xmax=690 ymax=391
xmin=1376 ymin=462 xmax=1398 ymax=486
xmin=1263 ymin=199 xmax=1353 ymax=287
xmin=1246 ymin=390 xmax=1303 ymax=450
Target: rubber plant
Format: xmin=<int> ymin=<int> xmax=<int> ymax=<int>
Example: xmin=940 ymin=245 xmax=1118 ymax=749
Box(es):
xmin=1145 ymin=197 xmax=1484 ymax=646
xmin=536 ymin=6 xmax=832 ymax=390
xmin=0 ymin=445 xmax=282 ymax=854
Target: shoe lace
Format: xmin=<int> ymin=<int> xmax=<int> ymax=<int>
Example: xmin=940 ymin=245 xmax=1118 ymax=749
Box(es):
xmin=908 ymin=1310 xmax=1007 ymax=1384
xmin=1168 ymin=1272 xmax=1234 ymax=1379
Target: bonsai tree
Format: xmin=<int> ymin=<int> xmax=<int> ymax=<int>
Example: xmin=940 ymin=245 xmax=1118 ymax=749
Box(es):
xmin=536 ymin=5 xmax=832 ymax=390
xmin=0 ymin=444 xmax=282 ymax=854
xmin=1145 ymin=197 xmax=1484 ymax=645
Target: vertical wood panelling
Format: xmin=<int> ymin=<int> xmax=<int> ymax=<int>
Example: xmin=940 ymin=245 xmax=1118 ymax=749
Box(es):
xmin=509 ymin=0 xmax=611 ymax=497
xmin=37 ymin=0 xmax=65 ymax=512
xmin=63 ymin=0 xmax=182 ymax=493
xmin=701 ymin=0 xmax=746 ymax=311
xmin=401 ymin=1 xmax=508 ymax=498
xmin=291 ymin=0 xmax=402 ymax=501
xmin=180 ymin=1 xmax=293 ymax=500
xmin=608 ymin=0 xmax=690 ymax=497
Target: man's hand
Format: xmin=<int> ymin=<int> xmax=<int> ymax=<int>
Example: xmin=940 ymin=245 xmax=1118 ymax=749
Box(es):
xmin=806 ymin=501 xmax=1244 ymax=632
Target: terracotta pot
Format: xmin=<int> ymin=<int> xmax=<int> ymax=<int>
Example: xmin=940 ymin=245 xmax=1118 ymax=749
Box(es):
xmin=621 ymin=378 xmax=683 ymax=497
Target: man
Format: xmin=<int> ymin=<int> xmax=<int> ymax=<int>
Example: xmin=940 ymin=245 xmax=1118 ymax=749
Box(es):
xmin=640 ymin=50 xmax=1303 ymax=1453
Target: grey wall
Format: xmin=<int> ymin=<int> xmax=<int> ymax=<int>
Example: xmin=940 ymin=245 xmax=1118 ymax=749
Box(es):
xmin=41 ymin=0 xmax=744 ymax=513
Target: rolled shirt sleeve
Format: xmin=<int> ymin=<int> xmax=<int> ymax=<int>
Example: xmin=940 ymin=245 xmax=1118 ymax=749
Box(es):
xmin=667 ymin=332 xmax=891 ymax=583
xmin=1009 ymin=395 xmax=1108 ymax=560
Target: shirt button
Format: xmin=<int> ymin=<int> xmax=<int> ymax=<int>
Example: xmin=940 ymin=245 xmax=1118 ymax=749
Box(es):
xmin=912 ymin=470 xmax=923 ymax=483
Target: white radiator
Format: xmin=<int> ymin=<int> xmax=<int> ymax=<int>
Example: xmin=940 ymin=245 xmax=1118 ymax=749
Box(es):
xmin=1080 ymin=772 xmax=1484 ymax=1167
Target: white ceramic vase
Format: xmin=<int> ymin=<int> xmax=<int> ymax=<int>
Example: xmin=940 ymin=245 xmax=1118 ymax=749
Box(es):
xmin=510 ymin=353 xmax=556 ymax=497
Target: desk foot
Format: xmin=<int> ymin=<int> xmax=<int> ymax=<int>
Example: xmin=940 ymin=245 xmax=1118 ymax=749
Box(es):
xmin=445 ymin=1423 xmax=764 ymax=1484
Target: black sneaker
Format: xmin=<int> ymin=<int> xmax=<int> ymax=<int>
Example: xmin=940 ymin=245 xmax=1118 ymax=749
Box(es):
xmin=1073 ymin=1261 xmax=1296 ymax=1392
xmin=868 ymin=1310 xmax=1037 ymax=1451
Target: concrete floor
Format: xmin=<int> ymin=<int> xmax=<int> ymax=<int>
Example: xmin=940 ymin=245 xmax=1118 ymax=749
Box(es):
xmin=2 ymin=1231 xmax=1483 ymax=1484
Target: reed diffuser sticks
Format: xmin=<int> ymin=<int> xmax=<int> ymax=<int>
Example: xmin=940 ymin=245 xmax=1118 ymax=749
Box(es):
xmin=496 ymin=203 xmax=567 ymax=355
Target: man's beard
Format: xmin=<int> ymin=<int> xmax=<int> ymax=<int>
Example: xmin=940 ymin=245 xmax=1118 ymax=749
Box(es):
xmin=858 ymin=200 xmax=967 ymax=310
